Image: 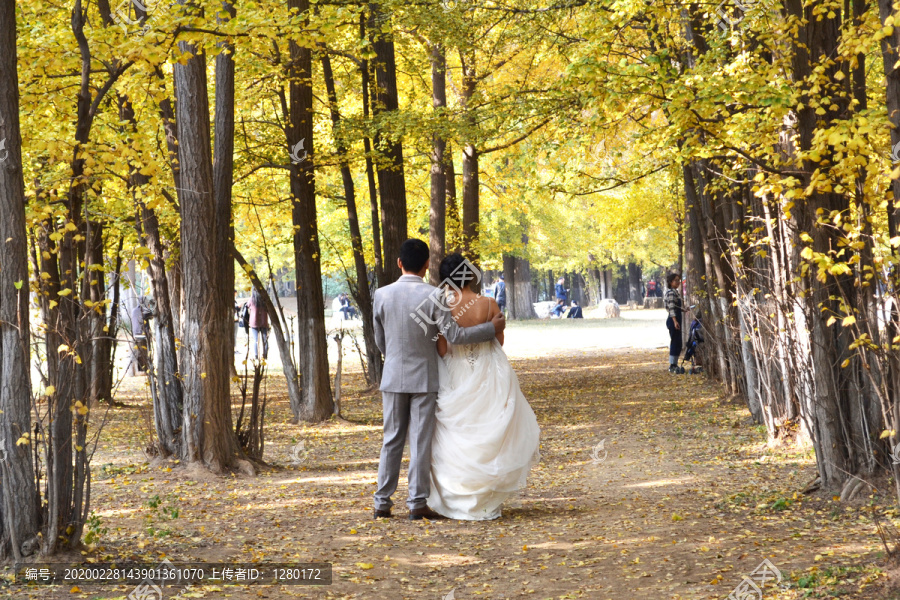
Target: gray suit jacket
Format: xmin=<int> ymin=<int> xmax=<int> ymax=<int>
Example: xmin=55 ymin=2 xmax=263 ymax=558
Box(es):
xmin=374 ymin=274 xmax=496 ymax=393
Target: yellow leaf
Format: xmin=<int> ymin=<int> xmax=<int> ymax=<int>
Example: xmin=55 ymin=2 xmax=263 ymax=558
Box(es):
xmin=880 ymin=430 xmax=896 ymax=439
xmin=45 ymin=386 xmax=56 ymax=396
xmin=356 ymin=563 xmax=374 ymax=570
xmin=70 ymin=586 xmax=81 ymax=593
xmin=58 ymin=344 xmax=69 ymax=354
xmin=842 ymin=315 xmax=856 ymax=326
xmin=57 ymin=288 xmax=72 ymax=296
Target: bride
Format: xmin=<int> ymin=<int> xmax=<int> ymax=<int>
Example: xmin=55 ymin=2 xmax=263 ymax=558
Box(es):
xmin=428 ymin=253 xmax=541 ymax=520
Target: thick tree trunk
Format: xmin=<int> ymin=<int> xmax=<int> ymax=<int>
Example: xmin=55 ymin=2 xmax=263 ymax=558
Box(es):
xmin=504 ymin=255 xmax=537 ymax=319
xmin=174 ymin=38 xmax=245 ymax=472
xmin=0 ymin=0 xmax=39 ymax=557
xmin=784 ymin=0 xmax=874 ymax=488
xmin=369 ymin=3 xmax=407 ymax=283
xmin=627 ymin=263 xmax=642 ymax=303
xmin=288 ymin=0 xmax=333 ymax=421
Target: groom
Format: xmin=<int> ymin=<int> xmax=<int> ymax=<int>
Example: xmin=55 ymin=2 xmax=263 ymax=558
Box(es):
xmin=373 ymin=239 xmax=505 ymax=520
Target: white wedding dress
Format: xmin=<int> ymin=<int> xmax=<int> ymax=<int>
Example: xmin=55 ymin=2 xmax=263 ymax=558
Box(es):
xmin=428 ymin=338 xmax=541 ymax=520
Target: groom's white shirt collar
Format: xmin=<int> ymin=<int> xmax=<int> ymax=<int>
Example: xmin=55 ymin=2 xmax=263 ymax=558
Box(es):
xmin=398 ymin=274 xmax=425 ymax=283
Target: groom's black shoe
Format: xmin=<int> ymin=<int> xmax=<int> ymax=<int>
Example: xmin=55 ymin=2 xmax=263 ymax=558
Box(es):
xmin=373 ymin=508 xmax=391 ymax=519
xmin=408 ymin=507 xmax=446 ymax=521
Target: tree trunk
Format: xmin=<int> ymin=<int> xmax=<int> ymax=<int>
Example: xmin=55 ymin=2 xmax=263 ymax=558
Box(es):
xmin=0 ymin=0 xmax=39 ymax=557
xmin=213 ymin=0 xmax=236 ymax=364
xmin=321 ymin=50 xmax=381 ymax=386
xmin=369 ymin=3 xmax=407 ymax=283
xmin=119 ymin=96 xmax=183 ymax=458
xmin=505 ymin=255 xmax=537 ymax=319
xmin=627 ymin=263 xmax=642 ymax=303
xmin=429 ymin=44 xmax=447 ymax=286
xmin=174 ymin=37 xmax=245 ymax=472
xmin=360 ymin=12 xmax=383 ymax=288
xmin=288 ymin=0 xmax=333 ymax=421
xmin=461 ymin=144 xmax=479 ymax=257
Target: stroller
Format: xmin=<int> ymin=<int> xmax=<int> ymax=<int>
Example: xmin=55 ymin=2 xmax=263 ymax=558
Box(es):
xmin=675 ymin=314 xmax=704 ymax=374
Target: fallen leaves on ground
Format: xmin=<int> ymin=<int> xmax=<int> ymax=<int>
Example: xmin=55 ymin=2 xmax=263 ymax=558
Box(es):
xmin=9 ymin=349 xmax=898 ymax=599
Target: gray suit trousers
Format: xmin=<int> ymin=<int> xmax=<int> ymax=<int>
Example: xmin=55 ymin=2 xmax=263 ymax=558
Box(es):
xmin=374 ymin=391 xmax=437 ymax=511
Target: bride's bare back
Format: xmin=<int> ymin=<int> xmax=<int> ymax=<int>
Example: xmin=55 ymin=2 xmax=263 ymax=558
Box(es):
xmin=437 ymin=287 xmax=502 ymax=356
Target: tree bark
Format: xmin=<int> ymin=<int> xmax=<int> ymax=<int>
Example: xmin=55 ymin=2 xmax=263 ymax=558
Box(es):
xmin=627 ymin=262 xmax=642 ymax=303
xmin=369 ymin=3 xmax=408 ymax=282
xmin=504 ymin=254 xmax=537 ymax=319
xmin=213 ymin=0 xmax=237 ymax=365
xmin=360 ymin=13 xmax=383 ymax=288
xmin=174 ymin=36 xmax=245 ymax=472
xmin=0 ymin=0 xmax=39 ymax=557
xmin=287 ymin=0 xmax=333 ymax=421
xmin=429 ymin=44 xmax=447 ymax=286
xmin=462 ymin=144 xmax=479 ymax=257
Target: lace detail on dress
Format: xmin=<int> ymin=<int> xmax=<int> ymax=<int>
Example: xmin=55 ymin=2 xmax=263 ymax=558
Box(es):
xmin=465 ymin=344 xmax=479 ymax=368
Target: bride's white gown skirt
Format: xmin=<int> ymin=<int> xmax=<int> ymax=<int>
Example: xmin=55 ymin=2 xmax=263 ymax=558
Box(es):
xmin=428 ymin=340 xmax=541 ymax=520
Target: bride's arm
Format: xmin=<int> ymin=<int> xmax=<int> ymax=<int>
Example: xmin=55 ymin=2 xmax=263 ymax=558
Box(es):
xmin=436 ymin=334 xmax=448 ymax=357
xmin=488 ymin=299 xmax=504 ymax=346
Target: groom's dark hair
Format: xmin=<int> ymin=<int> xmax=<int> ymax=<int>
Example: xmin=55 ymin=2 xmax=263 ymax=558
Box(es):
xmin=399 ymin=238 xmax=429 ymax=273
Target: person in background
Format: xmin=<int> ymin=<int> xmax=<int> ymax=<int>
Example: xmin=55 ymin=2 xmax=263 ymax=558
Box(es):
xmin=555 ymin=277 xmax=568 ymax=304
xmin=248 ymin=288 xmax=270 ymax=359
xmin=664 ymin=272 xmax=689 ymax=373
xmin=494 ymin=275 xmax=507 ymax=315
xmin=340 ymin=293 xmax=358 ymax=319
xmin=234 ymin=291 xmax=241 ymax=354
xmin=646 ymin=279 xmax=658 ymax=298
xmin=130 ymin=297 xmax=154 ymax=373
xmin=551 ymin=299 xmax=566 ymax=318
xmin=566 ymin=300 xmax=583 ymax=319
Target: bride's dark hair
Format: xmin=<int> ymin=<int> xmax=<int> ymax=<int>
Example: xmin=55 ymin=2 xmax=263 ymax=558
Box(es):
xmin=439 ymin=253 xmax=475 ymax=290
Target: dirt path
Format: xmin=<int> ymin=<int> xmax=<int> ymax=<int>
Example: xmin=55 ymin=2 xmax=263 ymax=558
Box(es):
xmin=10 ymin=349 xmax=894 ymax=600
